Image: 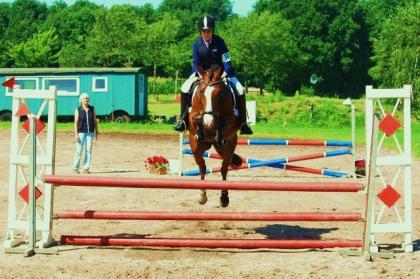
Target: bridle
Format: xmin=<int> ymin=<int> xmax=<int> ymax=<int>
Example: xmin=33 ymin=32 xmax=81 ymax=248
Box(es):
xmin=198 ymin=78 xmax=224 ymax=116
xmin=199 ymin=79 xmax=223 ymax=87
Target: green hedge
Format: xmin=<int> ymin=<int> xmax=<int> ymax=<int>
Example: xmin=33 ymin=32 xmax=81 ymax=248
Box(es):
xmin=149 ymin=77 xmax=185 ymax=95
xmin=251 ymin=94 xmax=365 ymax=128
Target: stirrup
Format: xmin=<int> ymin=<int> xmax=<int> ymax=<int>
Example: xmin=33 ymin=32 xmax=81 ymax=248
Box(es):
xmin=239 ymin=123 xmax=253 ymax=135
xmin=173 ymin=121 xmax=186 ymax=132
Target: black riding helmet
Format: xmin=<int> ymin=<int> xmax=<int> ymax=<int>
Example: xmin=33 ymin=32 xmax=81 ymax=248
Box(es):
xmin=198 ymin=15 xmax=215 ymax=31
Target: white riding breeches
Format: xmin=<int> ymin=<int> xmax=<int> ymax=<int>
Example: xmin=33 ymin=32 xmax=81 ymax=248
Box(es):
xmin=181 ymin=72 xmax=245 ymax=96
xmin=181 ymin=74 xmax=198 ymax=93
xmin=234 ymin=80 xmax=245 ymax=96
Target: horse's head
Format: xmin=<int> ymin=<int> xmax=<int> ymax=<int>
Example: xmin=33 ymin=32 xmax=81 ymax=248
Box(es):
xmin=192 ymin=65 xmax=227 ymax=133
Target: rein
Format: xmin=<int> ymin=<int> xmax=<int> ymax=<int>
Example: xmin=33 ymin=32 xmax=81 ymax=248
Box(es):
xmin=199 ymin=79 xmax=223 ymax=87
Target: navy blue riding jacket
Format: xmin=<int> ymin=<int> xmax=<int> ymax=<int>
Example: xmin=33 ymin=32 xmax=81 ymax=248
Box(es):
xmin=192 ymin=35 xmax=235 ymax=78
xmin=77 ymin=105 xmax=95 ymax=133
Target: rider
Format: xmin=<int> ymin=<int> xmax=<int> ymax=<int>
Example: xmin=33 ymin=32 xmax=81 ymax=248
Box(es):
xmin=174 ymin=15 xmax=253 ymax=135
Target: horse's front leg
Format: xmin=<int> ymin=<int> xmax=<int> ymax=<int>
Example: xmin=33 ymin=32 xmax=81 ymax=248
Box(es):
xmin=215 ymin=116 xmax=225 ymax=145
xmin=219 ymin=143 xmax=234 ymax=208
xmin=191 ymin=145 xmax=209 ymax=205
xmin=194 ymin=115 xmax=205 ymax=143
xmin=193 ymin=153 xmax=208 ymax=205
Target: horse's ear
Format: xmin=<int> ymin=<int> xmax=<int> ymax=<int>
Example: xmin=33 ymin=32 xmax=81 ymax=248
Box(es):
xmin=213 ymin=65 xmax=223 ymax=80
xmin=197 ymin=66 xmax=205 ymax=77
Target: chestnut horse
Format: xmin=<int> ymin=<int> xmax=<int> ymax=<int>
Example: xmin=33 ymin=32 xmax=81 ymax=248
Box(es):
xmin=188 ymin=65 xmax=243 ymax=207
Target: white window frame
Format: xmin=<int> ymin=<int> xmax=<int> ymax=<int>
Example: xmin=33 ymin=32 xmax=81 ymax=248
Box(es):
xmin=5 ymin=76 xmax=39 ymax=96
xmin=92 ymin=77 xmax=108 ymax=92
xmin=42 ymin=76 xmax=80 ymax=96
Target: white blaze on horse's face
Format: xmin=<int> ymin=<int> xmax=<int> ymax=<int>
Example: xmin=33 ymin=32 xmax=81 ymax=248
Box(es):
xmin=203 ymin=85 xmax=214 ymax=127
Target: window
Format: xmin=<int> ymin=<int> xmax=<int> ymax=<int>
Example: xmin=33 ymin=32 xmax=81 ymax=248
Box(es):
xmin=43 ymin=77 xmax=80 ymax=96
xmin=92 ymin=77 xmax=108 ymax=92
xmin=6 ymin=77 xmax=38 ymax=95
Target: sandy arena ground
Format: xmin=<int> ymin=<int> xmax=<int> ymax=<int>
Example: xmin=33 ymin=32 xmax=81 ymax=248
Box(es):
xmin=0 ymin=129 xmax=418 ymax=278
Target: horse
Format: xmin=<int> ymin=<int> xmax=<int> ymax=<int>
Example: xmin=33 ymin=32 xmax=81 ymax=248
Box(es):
xmin=188 ymin=65 xmax=243 ymax=207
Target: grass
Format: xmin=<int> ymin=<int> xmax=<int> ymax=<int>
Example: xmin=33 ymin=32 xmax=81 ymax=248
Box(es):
xmin=59 ymin=122 xmax=176 ymax=134
xmin=148 ymin=94 xmax=179 ymax=119
xmin=148 ymin=103 xmax=179 ymax=119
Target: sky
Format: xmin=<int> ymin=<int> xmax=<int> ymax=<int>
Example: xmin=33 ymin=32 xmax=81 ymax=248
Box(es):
xmin=1 ymin=0 xmax=257 ymax=16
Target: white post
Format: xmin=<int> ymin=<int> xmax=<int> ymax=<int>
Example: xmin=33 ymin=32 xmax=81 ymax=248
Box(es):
xmin=364 ymin=85 xmax=413 ymax=253
xmin=24 ymin=115 xmax=37 ymax=257
xmin=350 ymin=104 xmax=356 ymax=178
xmin=343 ymin=98 xmax=357 ymax=178
xmin=40 ymin=86 xmax=57 ymax=247
xmin=402 ymin=87 xmax=412 ymax=252
xmin=363 ymin=113 xmax=379 ymax=258
xmin=3 ymin=86 xmax=57 ymax=250
xmin=178 ymin=132 xmax=183 ymax=176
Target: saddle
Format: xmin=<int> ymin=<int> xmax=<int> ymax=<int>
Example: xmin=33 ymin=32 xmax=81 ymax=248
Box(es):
xmin=187 ymin=77 xmax=239 ymax=117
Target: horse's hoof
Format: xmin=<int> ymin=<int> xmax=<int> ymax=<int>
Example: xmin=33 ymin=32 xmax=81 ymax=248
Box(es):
xmin=219 ymin=193 xmax=229 ymax=208
xmin=198 ymin=192 xmax=208 ymax=205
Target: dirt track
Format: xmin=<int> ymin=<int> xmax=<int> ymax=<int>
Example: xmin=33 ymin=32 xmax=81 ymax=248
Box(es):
xmin=0 ymin=130 xmax=418 ymax=278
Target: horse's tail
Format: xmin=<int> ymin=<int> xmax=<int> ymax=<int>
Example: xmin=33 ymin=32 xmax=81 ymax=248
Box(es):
xmin=213 ymin=144 xmax=243 ymax=167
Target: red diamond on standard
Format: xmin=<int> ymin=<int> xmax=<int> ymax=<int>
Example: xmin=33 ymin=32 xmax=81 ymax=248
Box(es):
xmin=15 ymin=103 xmax=30 ymax=117
xmin=22 ymin=119 xmax=46 ymax=134
xmin=377 ymin=185 xmax=400 ymax=208
xmin=379 ymin=114 xmax=400 ymax=137
xmin=18 ymin=184 xmax=43 ymax=204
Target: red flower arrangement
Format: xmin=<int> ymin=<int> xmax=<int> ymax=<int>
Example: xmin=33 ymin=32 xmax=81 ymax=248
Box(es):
xmin=354 ymin=159 xmax=366 ymax=176
xmin=145 ymin=155 xmax=169 ymax=174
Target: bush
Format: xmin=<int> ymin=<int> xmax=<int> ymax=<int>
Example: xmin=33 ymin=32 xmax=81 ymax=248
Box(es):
xmin=299 ymin=86 xmax=315 ymax=96
xmin=255 ymin=95 xmax=357 ymax=128
xmin=149 ymin=77 xmax=185 ymax=95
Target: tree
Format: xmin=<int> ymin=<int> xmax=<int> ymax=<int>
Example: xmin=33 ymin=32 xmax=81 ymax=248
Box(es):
xmin=135 ymin=3 xmax=157 ymax=24
xmin=164 ymin=37 xmax=193 ymax=93
xmin=57 ymin=43 xmax=89 ymax=67
xmin=143 ymin=13 xmax=181 ymax=98
xmin=359 ymin=0 xmax=410 ymax=39
xmin=42 ymin=0 xmax=100 ymax=66
xmin=254 ymin=0 xmax=370 ymax=97
xmin=42 ymin=0 xmax=99 ymax=45
xmin=4 ymin=0 xmax=47 ymax=45
xmin=158 ymin=0 xmax=233 ymax=21
xmin=85 ymin=5 xmax=147 ymax=67
xmin=7 ymin=27 xmax=59 ymax=67
xmin=220 ymin=12 xmax=300 ymax=93
xmin=369 ymin=3 xmax=420 ymax=116
xmin=158 ymin=0 xmax=233 ymax=38
xmin=0 ymin=3 xmax=10 ymax=66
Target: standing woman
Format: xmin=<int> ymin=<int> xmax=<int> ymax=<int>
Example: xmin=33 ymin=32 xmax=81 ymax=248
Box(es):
xmin=73 ymin=93 xmax=99 ymax=174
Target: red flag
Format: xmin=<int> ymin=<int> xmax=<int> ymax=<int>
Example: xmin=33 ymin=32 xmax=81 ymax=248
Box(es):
xmin=2 ymin=77 xmax=15 ymax=89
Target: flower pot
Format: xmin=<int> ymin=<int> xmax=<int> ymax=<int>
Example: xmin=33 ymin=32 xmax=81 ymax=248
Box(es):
xmin=148 ymin=165 xmax=167 ymax=175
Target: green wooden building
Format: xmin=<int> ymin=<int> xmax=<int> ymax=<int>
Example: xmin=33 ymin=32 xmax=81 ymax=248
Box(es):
xmin=0 ymin=68 xmax=148 ymax=121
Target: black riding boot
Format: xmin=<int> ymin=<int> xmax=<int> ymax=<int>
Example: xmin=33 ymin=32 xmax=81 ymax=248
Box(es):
xmin=174 ymin=93 xmax=190 ymax=132
xmin=237 ymin=94 xmax=253 ymax=135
